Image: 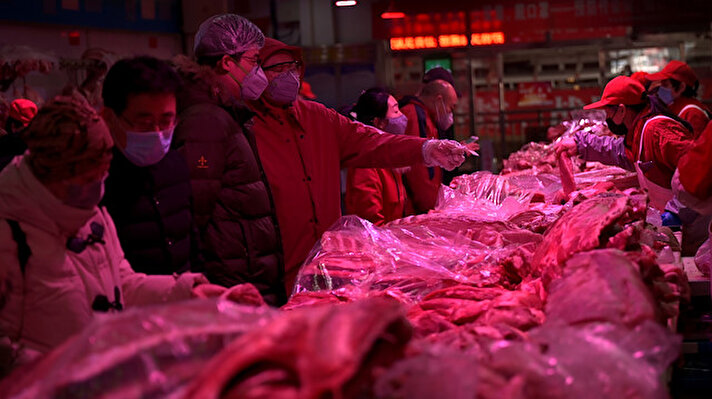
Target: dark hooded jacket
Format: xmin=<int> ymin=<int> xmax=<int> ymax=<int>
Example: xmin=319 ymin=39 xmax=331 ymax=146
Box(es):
xmin=171 ymin=56 xmax=286 ymax=306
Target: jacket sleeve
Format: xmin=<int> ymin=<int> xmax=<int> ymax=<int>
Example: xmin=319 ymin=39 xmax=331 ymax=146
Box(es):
xmin=678 ymin=122 xmax=712 ymax=200
xmin=100 ymin=209 xmax=205 ymax=306
xmin=0 ymin=221 xmax=22 ymax=340
xmin=651 ymin=120 xmax=693 ymax=172
xmin=310 ymin=104 xmax=427 ymax=168
xmin=679 ymin=106 xmax=710 ymax=139
xmin=672 ymin=169 xmax=712 ymax=215
xmin=574 ymin=131 xmax=635 ymax=171
xmin=345 ymin=168 xmax=385 ymax=226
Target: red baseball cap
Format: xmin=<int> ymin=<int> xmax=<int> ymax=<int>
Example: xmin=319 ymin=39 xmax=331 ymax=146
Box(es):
xmin=646 ymin=60 xmax=698 ymax=87
xmin=583 ymin=76 xmax=646 ymax=109
xmin=630 ymin=71 xmax=649 ymax=86
xmin=8 ymin=98 xmax=38 ymax=126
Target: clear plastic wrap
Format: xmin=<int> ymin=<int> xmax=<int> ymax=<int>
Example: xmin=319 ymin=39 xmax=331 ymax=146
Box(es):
xmin=438 ymin=171 xmax=564 ymax=218
xmin=292 ymin=215 xmax=542 ymax=302
xmin=1 ymin=299 xmax=278 ymax=399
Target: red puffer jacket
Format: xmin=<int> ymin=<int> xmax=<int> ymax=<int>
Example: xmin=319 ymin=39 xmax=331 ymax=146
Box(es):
xmin=345 ymin=167 xmax=412 ymax=226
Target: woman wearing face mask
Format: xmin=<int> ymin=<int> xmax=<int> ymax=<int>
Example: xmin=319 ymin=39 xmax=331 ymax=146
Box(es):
xmin=647 ymin=60 xmax=710 ymax=139
xmin=0 ymin=95 xmax=215 ymax=371
xmin=556 ymin=76 xmax=693 ymax=211
xmin=344 ymin=88 xmax=413 ymax=225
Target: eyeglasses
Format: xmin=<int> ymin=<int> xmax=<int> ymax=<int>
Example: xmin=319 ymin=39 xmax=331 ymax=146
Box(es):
xmin=263 ymin=60 xmax=302 ymax=74
xmin=121 ymin=115 xmax=176 ymax=132
xmin=232 ymin=54 xmax=260 ymax=68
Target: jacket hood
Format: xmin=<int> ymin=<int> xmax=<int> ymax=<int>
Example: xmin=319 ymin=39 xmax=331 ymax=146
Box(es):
xmin=260 ymin=38 xmax=305 ymax=80
xmin=0 ymin=157 xmax=97 ymax=236
xmin=172 ymin=55 xmax=248 ymax=113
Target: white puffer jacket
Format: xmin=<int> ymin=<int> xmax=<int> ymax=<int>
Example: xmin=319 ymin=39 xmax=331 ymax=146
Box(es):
xmin=0 ymin=157 xmax=204 ymax=357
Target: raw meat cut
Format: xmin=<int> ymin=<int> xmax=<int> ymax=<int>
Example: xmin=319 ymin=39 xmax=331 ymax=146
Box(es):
xmin=557 ymin=153 xmax=576 ymax=195
xmin=185 ymin=298 xmax=411 ymax=399
xmin=0 ymin=300 xmax=279 ymax=399
xmin=531 ymin=192 xmax=644 ymax=284
xmin=545 ymin=249 xmax=659 ymax=326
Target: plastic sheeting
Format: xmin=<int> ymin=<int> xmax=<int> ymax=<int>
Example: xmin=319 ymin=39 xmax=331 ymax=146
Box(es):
xmin=1 ymin=299 xmax=278 ymax=399
xmin=292 ymin=215 xmax=542 ymax=302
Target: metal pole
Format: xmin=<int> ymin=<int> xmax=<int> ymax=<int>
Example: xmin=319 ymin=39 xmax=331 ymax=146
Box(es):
xmin=270 ymin=0 xmax=279 ymax=40
xmin=497 ymin=52 xmax=506 ymax=170
xmin=468 ymin=53 xmax=476 ymax=137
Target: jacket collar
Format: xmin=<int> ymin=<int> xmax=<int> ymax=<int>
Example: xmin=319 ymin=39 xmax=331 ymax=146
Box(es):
xmin=0 ymin=157 xmax=97 ymax=236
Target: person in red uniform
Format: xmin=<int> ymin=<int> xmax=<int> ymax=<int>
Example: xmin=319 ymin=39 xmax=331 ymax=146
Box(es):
xmin=673 ymin=122 xmax=712 ymax=214
xmin=647 ymin=60 xmax=710 ymax=139
xmin=249 ymin=38 xmax=471 ymax=291
xmin=345 ymin=88 xmax=412 ymax=225
xmin=399 ymin=79 xmax=459 ymax=213
xmin=673 ymin=122 xmax=712 ymax=273
xmin=557 ymin=76 xmax=692 ymax=211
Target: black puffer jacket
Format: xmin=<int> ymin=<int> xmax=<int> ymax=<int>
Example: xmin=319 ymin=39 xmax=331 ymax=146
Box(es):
xmin=172 ymin=57 xmax=286 ymax=306
xmin=102 ymin=148 xmax=195 ymax=275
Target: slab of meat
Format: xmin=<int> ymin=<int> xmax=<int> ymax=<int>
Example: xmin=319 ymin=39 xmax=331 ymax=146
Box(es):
xmin=185 ymin=298 xmax=412 ymax=399
xmin=545 ymin=249 xmax=659 ymax=326
xmin=374 ymin=349 xmax=479 ymax=399
xmin=557 ymin=153 xmax=576 ymax=195
xmin=0 ymin=300 xmax=279 ymax=399
xmin=531 ymin=192 xmax=644 ymax=284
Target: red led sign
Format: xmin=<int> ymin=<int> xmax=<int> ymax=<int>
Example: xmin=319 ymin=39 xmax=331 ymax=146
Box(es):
xmin=390 ymin=32 xmax=505 ymax=50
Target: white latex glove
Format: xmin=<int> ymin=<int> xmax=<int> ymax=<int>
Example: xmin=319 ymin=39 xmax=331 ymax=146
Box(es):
xmin=422 ymin=139 xmax=471 ymax=171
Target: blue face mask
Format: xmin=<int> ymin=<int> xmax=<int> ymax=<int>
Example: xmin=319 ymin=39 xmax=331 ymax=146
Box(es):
xmin=383 ymin=114 xmax=408 ymax=135
xmin=64 ymin=177 xmax=106 ymax=209
xmin=656 ymin=86 xmax=675 ymax=105
xmin=121 ymin=126 xmax=174 ymax=167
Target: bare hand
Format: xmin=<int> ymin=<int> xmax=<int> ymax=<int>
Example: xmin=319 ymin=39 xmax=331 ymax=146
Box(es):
xmin=191 ymin=283 xmax=227 ymax=299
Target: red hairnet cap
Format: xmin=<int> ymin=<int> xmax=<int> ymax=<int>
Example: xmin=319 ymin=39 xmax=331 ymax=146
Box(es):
xmin=9 ymin=99 xmax=38 ymax=126
xmin=630 ymin=71 xmax=649 ymax=86
xmin=646 ymin=60 xmax=698 ymax=87
xmin=299 ymin=81 xmax=316 ymax=100
xmin=583 ymin=76 xmax=646 ymax=109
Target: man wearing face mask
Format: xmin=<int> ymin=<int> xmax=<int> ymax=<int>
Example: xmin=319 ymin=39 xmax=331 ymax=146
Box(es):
xmin=556 ymin=76 xmax=692 ymax=211
xmin=100 ymin=56 xmax=196 ymax=277
xmin=0 ymin=95 xmax=213 ymax=370
xmin=647 ymin=60 xmax=710 ymax=139
xmin=399 ymin=79 xmax=460 ymax=214
xmin=171 ymin=14 xmax=287 ymax=306
xmin=345 ymin=88 xmax=413 ymax=225
xmin=249 ymin=38 xmax=470 ymax=292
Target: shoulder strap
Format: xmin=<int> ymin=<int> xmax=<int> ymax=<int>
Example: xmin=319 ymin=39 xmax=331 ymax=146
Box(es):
xmin=6 ymin=220 xmax=30 ymax=274
xmin=638 ymin=115 xmax=674 ymax=162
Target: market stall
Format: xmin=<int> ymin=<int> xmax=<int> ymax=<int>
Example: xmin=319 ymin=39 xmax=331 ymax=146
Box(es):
xmin=0 ymin=112 xmax=697 ymax=398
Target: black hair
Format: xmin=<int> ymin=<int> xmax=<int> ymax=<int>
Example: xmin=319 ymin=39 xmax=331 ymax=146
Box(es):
xmin=102 ymin=56 xmax=182 ymax=114
xmin=636 ymin=91 xmax=694 ymax=133
xmin=669 ymin=78 xmax=699 ymax=98
xmin=352 ymin=87 xmax=390 ymax=126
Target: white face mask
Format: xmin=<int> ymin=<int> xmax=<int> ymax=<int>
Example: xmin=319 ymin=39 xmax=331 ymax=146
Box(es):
xmin=435 ymin=98 xmax=454 ymax=131
xmin=63 ymin=175 xmax=107 ymax=209
xmin=231 ymin=64 xmax=269 ymax=101
xmin=121 ymin=126 xmax=174 ymax=167
xmin=267 ymin=70 xmax=300 ymax=104
xmin=383 ymin=114 xmax=408 ymax=135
